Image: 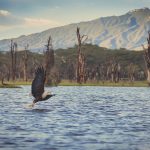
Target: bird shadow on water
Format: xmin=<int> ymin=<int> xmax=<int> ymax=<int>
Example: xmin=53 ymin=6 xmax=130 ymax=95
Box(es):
xmin=32 ymin=108 xmax=53 ymax=113
xmin=25 ymin=107 xmax=53 ymax=113
xmin=23 ymin=104 xmax=53 ymax=113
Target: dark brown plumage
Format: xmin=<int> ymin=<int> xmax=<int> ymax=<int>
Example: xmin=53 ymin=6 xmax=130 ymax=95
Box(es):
xmin=31 ymin=66 xmax=55 ymax=105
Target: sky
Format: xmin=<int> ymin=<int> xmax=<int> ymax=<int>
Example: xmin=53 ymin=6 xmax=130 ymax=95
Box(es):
xmin=0 ymin=0 xmax=149 ymax=40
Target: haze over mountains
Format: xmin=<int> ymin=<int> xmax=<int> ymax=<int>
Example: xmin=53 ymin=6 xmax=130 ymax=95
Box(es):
xmin=0 ymin=8 xmax=149 ymax=52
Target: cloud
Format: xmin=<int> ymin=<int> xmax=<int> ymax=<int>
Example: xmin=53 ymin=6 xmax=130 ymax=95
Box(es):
xmin=0 ymin=7 xmax=66 ymax=40
xmin=0 ymin=10 xmax=10 ymax=16
xmin=0 ymin=9 xmax=62 ymax=39
xmin=0 ymin=9 xmax=24 ymax=26
xmin=0 ymin=9 xmax=60 ymax=28
xmin=24 ymin=17 xmax=60 ymax=27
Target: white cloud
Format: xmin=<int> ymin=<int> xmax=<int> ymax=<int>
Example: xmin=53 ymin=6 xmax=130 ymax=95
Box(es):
xmin=0 ymin=9 xmax=24 ymax=26
xmin=0 ymin=9 xmax=62 ymax=39
xmin=0 ymin=9 xmax=61 ymax=28
xmin=0 ymin=10 xmax=10 ymax=16
xmin=24 ymin=17 xmax=60 ymax=27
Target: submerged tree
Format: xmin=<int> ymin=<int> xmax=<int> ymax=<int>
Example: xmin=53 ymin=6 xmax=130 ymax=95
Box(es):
xmin=76 ymin=27 xmax=87 ymax=83
xmin=127 ymin=63 xmax=136 ymax=83
xmin=44 ymin=36 xmax=54 ymax=84
xmin=10 ymin=40 xmax=17 ymax=81
xmin=143 ymin=32 xmax=150 ymax=85
xmin=106 ymin=59 xmax=121 ymax=83
xmin=23 ymin=44 xmax=29 ymax=82
xmin=49 ymin=67 xmax=61 ymax=86
xmin=0 ymin=64 xmax=7 ymax=85
xmin=66 ymin=59 xmax=75 ymax=81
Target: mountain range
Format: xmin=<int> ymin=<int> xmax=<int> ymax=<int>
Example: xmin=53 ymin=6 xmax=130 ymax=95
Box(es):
xmin=0 ymin=7 xmax=149 ymax=52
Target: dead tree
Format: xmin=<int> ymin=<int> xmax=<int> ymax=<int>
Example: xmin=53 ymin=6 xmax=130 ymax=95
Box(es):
xmin=66 ymin=59 xmax=75 ymax=82
xmin=23 ymin=44 xmax=29 ymax=82
xmin=106 ymin=62 xmax=112 ymax=81
xmin=0 ymin=64 xmax=7 ymax=85
xmin=76 ymin=27 xmax=87 ymax=83
xmin=44 ymin=36 xmax=54 ymax=84
xmin=6 ymin=64 xmax=11 ymax=81
xmin=143 ymin=32 xmax=150 ymax=85
xmin=95 ymin=65 xmax=100 ymax=83
xmin=110 ymin=59 xmax=121 ymax=83
xmin=10 ymin=40 xmax=17 ymax=81
xmin=50 ymin=67 xmax=61 ymax=86
xmin=0 ymin=66 xmax=4 ymax=85
xmin=100 ymin=64 xmax=107 ymax=83
xmin=127 ymin=63 xmax=135 ymax=83
xmin=115 ymin=63 xmax=121 ymax=82
xmin=111 ymin=60 xmax=118 ymax=82
xmin=0 ymin=71 xmax=5 ymax=85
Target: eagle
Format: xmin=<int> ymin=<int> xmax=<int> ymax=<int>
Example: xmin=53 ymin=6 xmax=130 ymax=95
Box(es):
xmin=30 ymin=66 xmax=55 ymax=107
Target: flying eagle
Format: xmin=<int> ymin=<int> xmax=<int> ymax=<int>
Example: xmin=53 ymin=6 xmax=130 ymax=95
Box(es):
xmin=30 ymin=66 xmax=55 ymax=107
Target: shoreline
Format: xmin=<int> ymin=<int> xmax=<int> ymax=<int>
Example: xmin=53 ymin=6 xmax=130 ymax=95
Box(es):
xmin=0 ymin=80 xmax=148 ymax=88
xmin=58 ymin=81 xmax=148 ymax=87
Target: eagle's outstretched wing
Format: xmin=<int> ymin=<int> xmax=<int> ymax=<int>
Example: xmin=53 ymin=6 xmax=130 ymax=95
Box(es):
xmin=31 ymin=66 xmax=46 ymax=99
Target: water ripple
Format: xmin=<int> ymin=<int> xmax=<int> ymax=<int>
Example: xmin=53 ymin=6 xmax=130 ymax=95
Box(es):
xmin=0 ymin=86 xmax=150 ymax=150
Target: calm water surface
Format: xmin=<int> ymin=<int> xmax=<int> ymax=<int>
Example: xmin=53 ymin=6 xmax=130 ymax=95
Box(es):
xmin=0 ymin=86 xmax=150 ymax=150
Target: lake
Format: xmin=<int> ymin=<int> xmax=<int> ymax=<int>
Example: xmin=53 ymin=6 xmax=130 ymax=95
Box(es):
xmin=0 ymin=86 xmax=150 ymax=150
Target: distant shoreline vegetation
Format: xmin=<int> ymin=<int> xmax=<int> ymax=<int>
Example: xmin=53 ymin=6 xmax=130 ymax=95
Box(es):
xmin=0 ymin=80 xmax=148 ymax=88
xmin=59 ymin=80 xmax=148 ymax=87
xmin=0 ymin=43 xmax=146 ymax=88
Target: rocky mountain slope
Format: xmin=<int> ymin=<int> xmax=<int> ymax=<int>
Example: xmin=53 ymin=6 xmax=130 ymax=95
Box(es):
xmin=0 ymin=8 xmax=149 ymax=52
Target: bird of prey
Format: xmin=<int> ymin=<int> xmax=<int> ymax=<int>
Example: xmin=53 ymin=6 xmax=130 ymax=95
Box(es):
xmin=30 ymin=66 xmax=55 ymax=107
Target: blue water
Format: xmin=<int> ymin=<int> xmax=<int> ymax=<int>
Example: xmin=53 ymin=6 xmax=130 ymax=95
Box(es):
xmin=0 ymin=86 xmax=150 ymax=150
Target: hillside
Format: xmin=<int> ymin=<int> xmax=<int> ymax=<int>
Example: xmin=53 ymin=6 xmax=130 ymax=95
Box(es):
xmin=0 ymin=8 xmax=149 ymax=52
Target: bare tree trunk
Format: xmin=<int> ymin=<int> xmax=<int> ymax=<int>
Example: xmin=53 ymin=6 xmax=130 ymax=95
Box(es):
xmin=22 ymin=44 xmax=29 ymax=82
xmin=76 ymin=27 xmax=81 ymax=83
xmin=0 ymin=64 xmax=7 ymax=85
xmin=147 ymin=69 xmax=150 ymax=85
xmin=143 ymin=32 xmax=150 ymax=86
xmin=10 ymin=40 xmax=17 ymax=81
xmin=128 ymin=63 xmax=135 ymax=83
xmin=44 ymin=36 xmax=54 ymax=84
xmin=111 ymin=63 xmax=115 ymax=82
xmin=1 ymin=77 xmax=4 ymax=85
xmin=10 ymin=40 xmax=14 ymax=81
xmin=14 ymin=42 xmax=17 ymax=80
xmin=7 ymin=66 xmax=11 ymax=81
xmin=76 ymin=27 xmax=87 ymax=84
